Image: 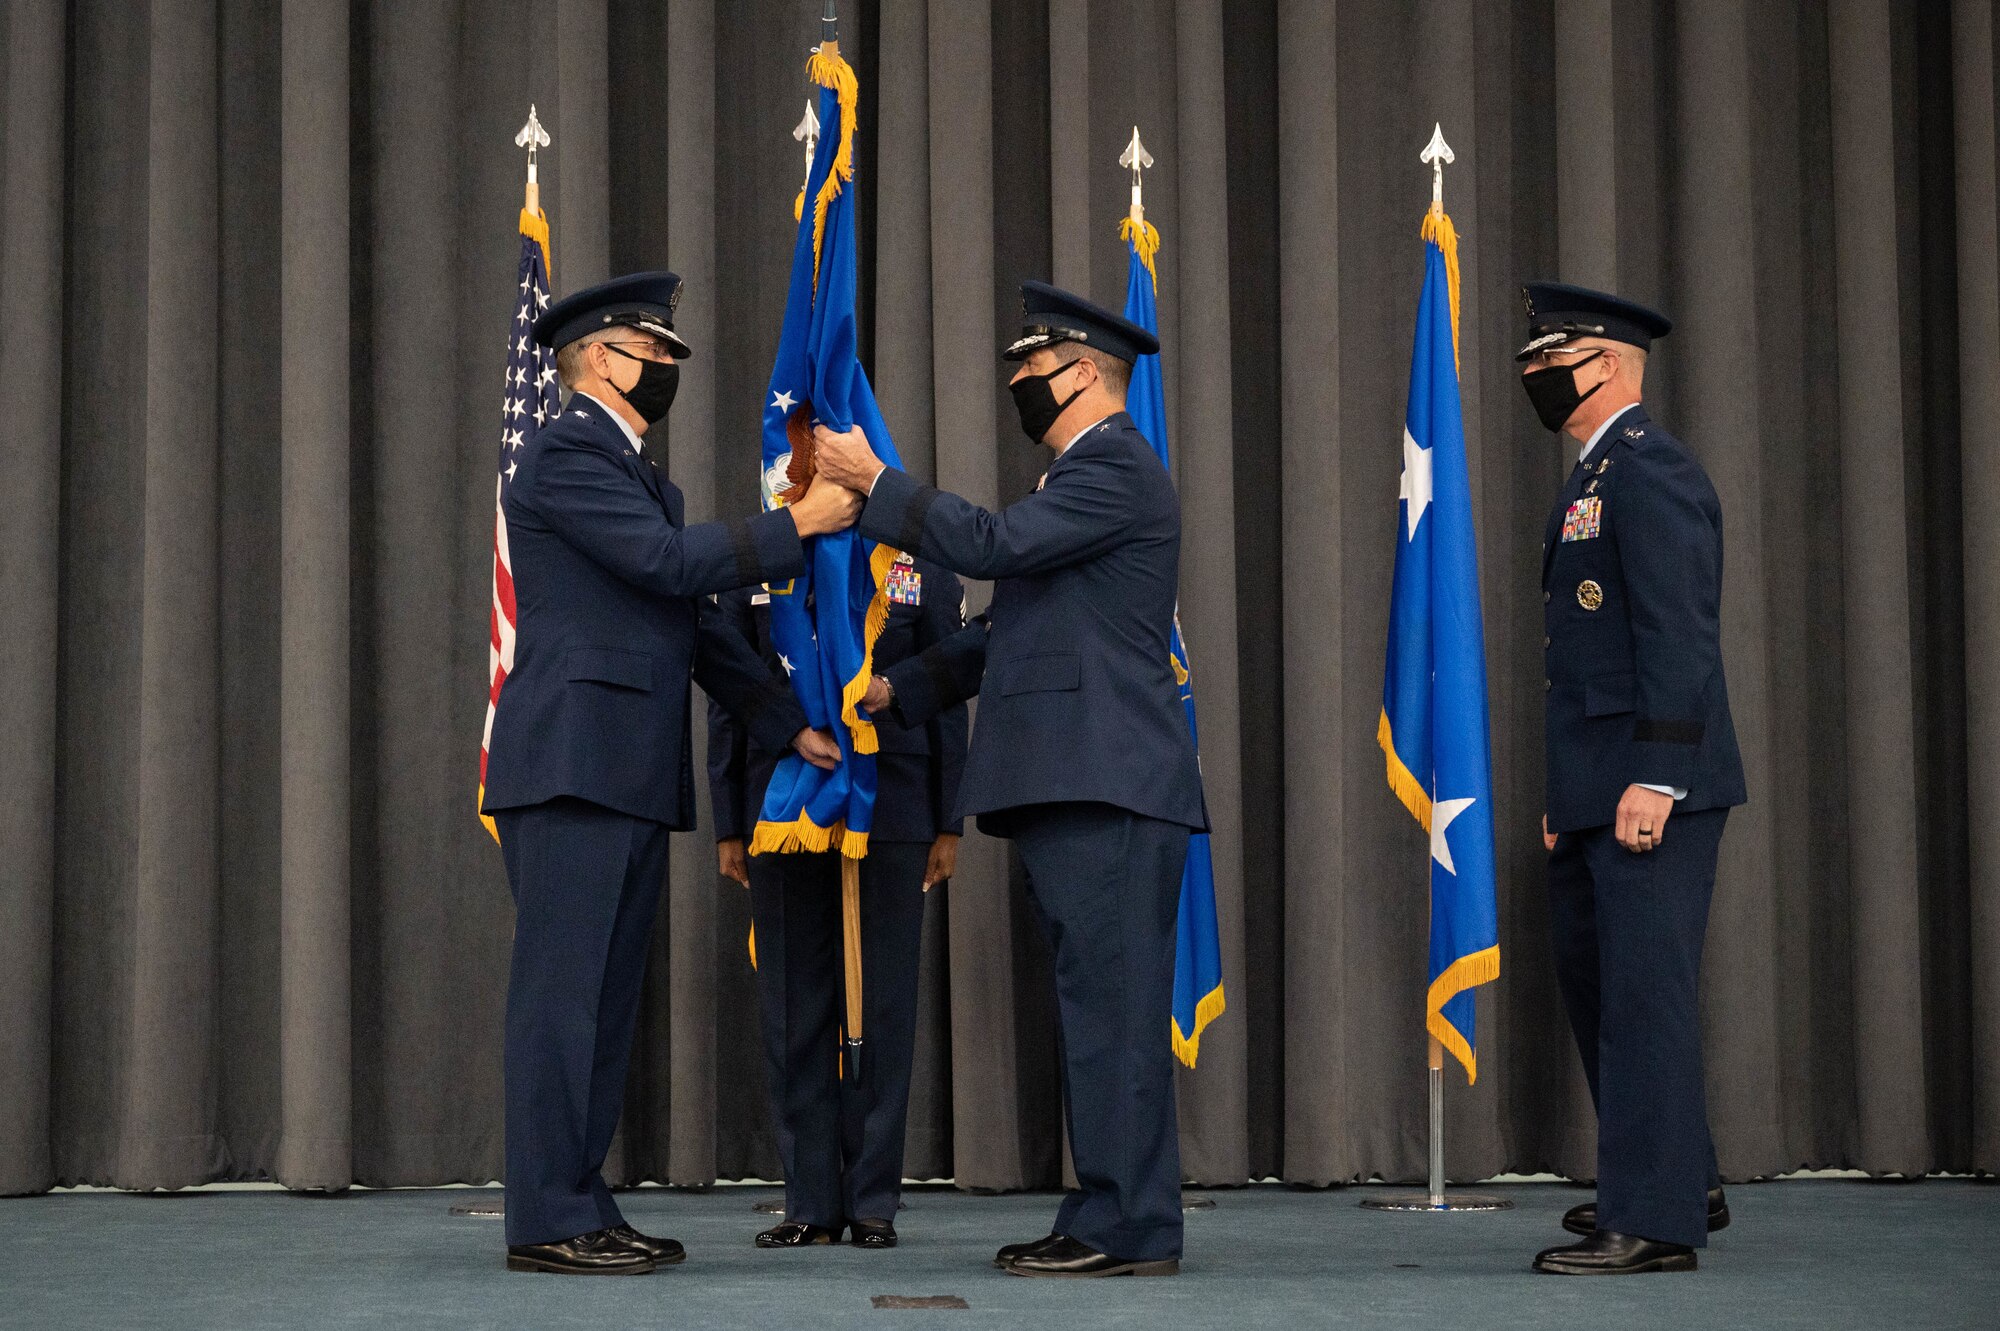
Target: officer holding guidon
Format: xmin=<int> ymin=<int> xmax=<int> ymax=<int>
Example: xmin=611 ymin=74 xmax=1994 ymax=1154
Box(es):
xmin=706 ymin=553 xmax=968 ymax=1252
xmin=811 ymin=281 xmax=1208 ymax=1278
xmin=482 ymin=271 xmax=860 ymax=1275
xmin=1519 ymin=282 xmax=1746 ymax=1275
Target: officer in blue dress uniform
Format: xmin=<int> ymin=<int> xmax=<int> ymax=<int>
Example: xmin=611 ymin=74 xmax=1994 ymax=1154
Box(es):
xmin=1517 ymin=282 xmax=1747 ymax=1276
xmin=706 ymin=556 xmax=968 ymax=1251
xmin=481 ymin=271 xmax=859 ymax=1275
xmin=810 ymin=282 xmax=1208 ymax=1279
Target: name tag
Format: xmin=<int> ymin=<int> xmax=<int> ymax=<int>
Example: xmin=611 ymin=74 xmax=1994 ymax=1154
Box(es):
xmin=1561 ymin=496 xmax=1603 ymax=542
xmin=751 ymin=592 xmax=771 ymax=606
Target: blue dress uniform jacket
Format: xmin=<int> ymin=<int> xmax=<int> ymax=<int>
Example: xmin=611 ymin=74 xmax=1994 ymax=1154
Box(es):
xmin=705 ymin=556 xmax=969 ymax=845
xmin=706 ymin=562 xmax=968 ymax=1230
xmin=482 ymin=394 xmax=810 ymax=828
xmin=1543 ymin=407 xmax=1745 ymax=834
xmin=857 ymin=410 xmax=1200 ymax=1263
xmin=861 ymin=413 xmax=1207 ymax=837
xmin=1541 ymin=402 xmax=1745 ymax=1251
xmin=479 ymin=392 xmax=809 ymax=1248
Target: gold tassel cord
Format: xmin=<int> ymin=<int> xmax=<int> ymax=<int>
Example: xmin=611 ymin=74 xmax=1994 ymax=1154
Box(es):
xmin=520 ymin=207 xmax=552 ymax=283
xmin=1119 ymin=214 xmax=1162 ymax=289
xmin=1420 ymin=203 xmax=1461 ymax=376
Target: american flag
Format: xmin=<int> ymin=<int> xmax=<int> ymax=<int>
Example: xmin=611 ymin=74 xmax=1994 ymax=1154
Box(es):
xmin=480 ymin=212 xmax=560 ymax=840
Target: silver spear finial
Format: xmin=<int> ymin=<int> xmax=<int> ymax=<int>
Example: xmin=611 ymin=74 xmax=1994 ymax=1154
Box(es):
xmin=1421 ymin=123 xmax=1454 ymax=208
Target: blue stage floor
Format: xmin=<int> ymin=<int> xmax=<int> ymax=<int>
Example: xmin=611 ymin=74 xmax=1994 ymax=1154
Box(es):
xmin=3 ymin=1180 xmax=1994 ymax=1330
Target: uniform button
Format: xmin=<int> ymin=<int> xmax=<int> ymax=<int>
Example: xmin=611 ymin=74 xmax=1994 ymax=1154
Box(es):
xmin=1545 ymin=678 xmax=1552 ymax=691
xmin=1543 ymin=591 xmax=1550 ymax=604
xmin=1544 ymin=636 xmax=1551 ymax=648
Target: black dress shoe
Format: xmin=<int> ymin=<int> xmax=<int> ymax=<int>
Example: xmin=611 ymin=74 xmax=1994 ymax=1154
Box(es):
xmin=610 ymin=1224 xmax=686 ymax=1265
xmin=506 ymin=1227 xmax=655 ymax=1275
xmin=1562 ymin=1187 xmax=1729 ymax=1238
xmin=850 ymin=1218 xmax=898 ymax=1249
xmin=1006 ymin=1235 xmax=1179 ymax=1278
xmin=994 ymin=1232 xmax=1063 ymax=1268
xmin=1534 ymin=1230 xmax=1697 ymax=1275
xmin=755 ymin=1220 xmax=845 ymax=1248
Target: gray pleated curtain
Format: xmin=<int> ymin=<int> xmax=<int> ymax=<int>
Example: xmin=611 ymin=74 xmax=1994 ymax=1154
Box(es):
xmin=2 ymin=0 xmax=1995 ymax=1197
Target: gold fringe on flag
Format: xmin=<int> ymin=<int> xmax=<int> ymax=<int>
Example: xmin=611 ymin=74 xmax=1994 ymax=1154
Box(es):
xmin=804 ymin=46 xmax=859 ymax=293
xmin=1427 ymin=945 xmax=1500 ymax=1083
xmin=750 ymin=808 xmax=872 ymax=861
xmin=1170 ymin=985 xmax=1227 ymax=1069
xmin=1377 ymin=708 xmax=1435 ymax=832
xmin=838 ymin=542 xmax=900 ymax=755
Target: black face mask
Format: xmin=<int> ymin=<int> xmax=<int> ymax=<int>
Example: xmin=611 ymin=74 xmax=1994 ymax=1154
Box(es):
xmin=1008 ymin=361 xmax=1086 ymax=444
xmin=607 ymin=345 xmax=680 ymax=424
xmin=1520 ymin=351 xmax=1604 ymax=432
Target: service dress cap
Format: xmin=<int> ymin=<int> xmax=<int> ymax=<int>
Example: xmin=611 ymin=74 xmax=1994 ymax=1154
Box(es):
xmin=1003 ymin=279 xmax=1161 ymax=363
xmin=533 ymin=270 xmax=693 ymax=358
xmin=1516 ymin=281 xmax=1672 ymax=361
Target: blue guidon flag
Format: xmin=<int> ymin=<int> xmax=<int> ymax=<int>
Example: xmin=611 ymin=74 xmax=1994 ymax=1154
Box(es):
xmin=1119 ymin=205 xmax=1225 ymax=1069
xmin=1379 ymin=199 xmax=1500 ymax=1082
xmin=749 ymin=42 xmax=903 ymax=860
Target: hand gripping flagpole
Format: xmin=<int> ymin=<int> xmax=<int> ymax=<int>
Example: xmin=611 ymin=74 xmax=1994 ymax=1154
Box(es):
xmin=1359 ymin=124 xmax=1510 ymax=1217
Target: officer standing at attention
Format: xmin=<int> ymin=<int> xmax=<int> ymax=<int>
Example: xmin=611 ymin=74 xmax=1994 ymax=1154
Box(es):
xmin=482 ymin=271 xmax=860 ymax=1275
xmin=1518 ymin=282 xmax=1747 ymax=1276
xmin=810 ymin=282 xmax=1208 ymax=1279
xmin=706 ymin=554 xmax=968 ymax=1251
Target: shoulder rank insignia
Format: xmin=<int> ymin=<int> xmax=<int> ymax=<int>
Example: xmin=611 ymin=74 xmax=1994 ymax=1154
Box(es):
xmin=1562 ymin=495 xmax=1603 ymax=542
xmin=1576 ymin=579 xmax=1604 ymax=611
xmin=886 ymin=557 xmax=923 ymax=607
xmin=1623 ymin=426 xmax=1645 ymax=440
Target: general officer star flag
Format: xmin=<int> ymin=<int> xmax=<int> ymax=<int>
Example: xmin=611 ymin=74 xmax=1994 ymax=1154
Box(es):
xmin=1120 ymin=208 xmax=1226 ymax=1069
xmin=750 ymin=44 xmax=903 ymax=859
xmin=1378 ymin=202 xmax=1500 ymax=1082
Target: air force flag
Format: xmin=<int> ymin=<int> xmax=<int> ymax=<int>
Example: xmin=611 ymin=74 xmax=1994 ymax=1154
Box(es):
xmin=750 ymin=44 xmax=903 ymax=859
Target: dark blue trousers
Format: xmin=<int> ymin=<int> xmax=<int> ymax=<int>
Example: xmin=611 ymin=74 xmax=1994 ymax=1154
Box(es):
xmin=1013 ymin=802 xmax=1190 ymax=1262
xmin=747 ymin=842 xmax=929 ymax=1228
xmin=494 ymin=796 xmax=669 ymax=1246
xmin=1547 ymin=807 xmax=1728 ymax=1249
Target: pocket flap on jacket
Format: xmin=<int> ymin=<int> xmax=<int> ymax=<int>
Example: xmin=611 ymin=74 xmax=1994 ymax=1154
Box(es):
xmin=1583 ymin=672 xmax=1636 ymax=717
xmin=566 ymin=647 xmax=656 ymax=692
xmin=999 ymin=652 xmax=1081 ymax=696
